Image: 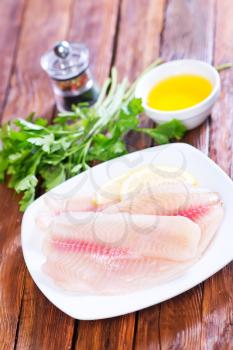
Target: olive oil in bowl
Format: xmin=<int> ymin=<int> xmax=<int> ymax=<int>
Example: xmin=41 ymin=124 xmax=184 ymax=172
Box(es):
xmin=135 ymin=59 xmax=220 ymax=129
xmin=147 ymin=74 xmax=213 ymax=111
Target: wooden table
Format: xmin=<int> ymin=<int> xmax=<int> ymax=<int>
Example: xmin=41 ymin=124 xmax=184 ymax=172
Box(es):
xmin=0 ymin=0 xmax=232 ymax=349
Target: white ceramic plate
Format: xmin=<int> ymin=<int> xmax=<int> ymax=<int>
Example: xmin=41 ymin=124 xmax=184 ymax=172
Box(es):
xmin=21 ymin=143 xmax=233 ymax=320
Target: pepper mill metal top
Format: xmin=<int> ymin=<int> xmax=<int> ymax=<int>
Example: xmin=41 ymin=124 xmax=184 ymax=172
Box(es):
xmin=41 ymin=41 xmax=89 ymax=81
xmin=54 ymin=41 xmax=70 ymax=59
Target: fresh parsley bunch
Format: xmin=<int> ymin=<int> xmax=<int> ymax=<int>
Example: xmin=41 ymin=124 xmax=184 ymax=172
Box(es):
xmin=0 ymin=60 xmax=186 ymax=211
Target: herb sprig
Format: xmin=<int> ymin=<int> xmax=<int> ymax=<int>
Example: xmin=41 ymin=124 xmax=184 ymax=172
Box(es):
xmin=0 ymin=59 xmax=186 ymax=211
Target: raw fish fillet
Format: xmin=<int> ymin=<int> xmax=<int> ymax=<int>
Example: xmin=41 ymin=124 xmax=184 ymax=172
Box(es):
xmin=195 ymin=204 xmax=224 ymax=254
xmin=43 ymin=251 xmax=195 ymax=294
xmin=42 ymin=211 xmax=201 ymax=294
xmin=43 ymin=195 xmax=97 ymax=214
xmin=39 ymin=182 xmax=224 ymax=295
xmin=43 ymin=212 xmax=201 ymax=261
xmin=36 ymin=196 xmax=97 ymax=230
xmin=104 ymin=183 xmax=224 ymax=254
xmin=103 ymin=183 xmax=220 ymax=217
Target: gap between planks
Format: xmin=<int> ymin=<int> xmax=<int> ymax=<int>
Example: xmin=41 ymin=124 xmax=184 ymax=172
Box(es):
xmin=0 ymin=0 xmax=27 ymax=121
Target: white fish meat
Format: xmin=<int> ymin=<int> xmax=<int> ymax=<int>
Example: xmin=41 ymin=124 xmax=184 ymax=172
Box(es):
xmin=38 ymin=182 xmax=224 ymax=294
xmin=104 ymin=183 xmax=224 ymax=254
xmin=41 ymin=211 xmax=200 ymax=294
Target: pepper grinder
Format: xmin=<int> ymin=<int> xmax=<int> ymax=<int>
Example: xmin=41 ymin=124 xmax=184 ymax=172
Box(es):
xmin=41 ymin=41 xmax=99 ymax=112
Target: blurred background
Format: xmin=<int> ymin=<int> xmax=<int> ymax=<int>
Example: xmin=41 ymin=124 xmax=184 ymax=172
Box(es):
xmin=2 ymin=0 xmax=232 ymax=128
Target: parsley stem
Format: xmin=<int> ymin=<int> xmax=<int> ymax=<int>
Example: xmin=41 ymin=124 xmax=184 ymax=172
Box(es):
xmin=216 ymin=62 xmax=233 ymax=72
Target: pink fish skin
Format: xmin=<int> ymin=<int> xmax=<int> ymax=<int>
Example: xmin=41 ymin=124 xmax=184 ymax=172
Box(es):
xmin=52 ymin=238 xmax=129 ymax=257
xmin=176 ymin=205 xmax=210 ymax=221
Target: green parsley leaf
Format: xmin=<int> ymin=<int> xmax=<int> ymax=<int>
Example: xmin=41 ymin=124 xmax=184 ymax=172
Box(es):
xmin=15 ymin=118 xmax=45 ymax=131
xmin=0 ymin=152 xmax=8 ymax=181
xmin=0 ymin=61 xmax=188 ymax=211
xmin=19 ymin=188 xmax=36 ymax=211
xmin=140 ymin=119 xmax=187 ymax=144
xmin=27 ymin=134 xmax=54 ymax=153
xmin=15 ymin=175 xmax=38 ymax=193
xmin=40 ymin=164 xmax=66 ymax=191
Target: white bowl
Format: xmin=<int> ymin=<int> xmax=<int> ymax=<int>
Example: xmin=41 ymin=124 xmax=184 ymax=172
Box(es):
xmin=135 ymin=60 xmax=221 ymax=130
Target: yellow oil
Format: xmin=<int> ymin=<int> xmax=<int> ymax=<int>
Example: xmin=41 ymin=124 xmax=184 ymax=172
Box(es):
xmin=147 ymin=74 xmax=213 ymax=111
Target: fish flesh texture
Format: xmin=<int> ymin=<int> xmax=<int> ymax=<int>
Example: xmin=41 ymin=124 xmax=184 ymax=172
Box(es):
xmin=43 ymin=248 xmax=196 ymax=294
xmin=43 ymin=212 xmax=201 ymax=261
xmin=39 ymin=182 xmax=224 ymax=294
xmin=103 ymin=183 xmax=220 ymax=217
xmin=104 ymin=183 xmax=224 ymax=254
xmin=42 ymin=211 xmax=200 ymax=294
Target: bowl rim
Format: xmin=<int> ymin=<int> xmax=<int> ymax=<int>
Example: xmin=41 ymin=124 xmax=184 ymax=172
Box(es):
xmin=135 ymin=59 xmax=221 ymax=118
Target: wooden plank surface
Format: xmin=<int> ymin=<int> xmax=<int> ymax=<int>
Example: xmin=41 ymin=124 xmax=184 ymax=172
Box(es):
xmin=117 ymin=0 xmax=165 ymax=151
xmin=75 ymin=315 xmax=136 ymax=350
xmin=2 ymin=0 xmax=72 ymax=122
xmin=0 ymin=0 xmax=26 ymax=117
xmin=69 ymin=0 xmax=120 ymax=83
xmin=0 ymin=186 xmax=24 ymax=350
xmin=201 ymin=0 xmax=233 ymax=348
xmin=0 ymin=2 xmax=27 ymax=349
xmin=16 ymin=277 xmax=74 ymax=350
xmin=0 ymin=0 xmax=232 ymax=349
xmin=166 ymin=0 xmax=215 ymax=153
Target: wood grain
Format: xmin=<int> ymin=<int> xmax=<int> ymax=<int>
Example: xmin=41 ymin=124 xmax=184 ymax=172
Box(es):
xmin=160 ymin=289 xmax=203 ymax=350
xmin=0 ymin=3 xmax=27 ymax=350
xmin=2 ymin=0 xmax=73 ymax=123
xmin=69 ymin=0 xmax=120 ymax=83
xmin=201 ymin=0 xmax=233 ymax=348
xmin=0 ymin=1 xmax=75 ymax=349
xmin=134 ymin=306 xmax=160 ymax=350
xmin=0 ymin=186 xmax=24 ymax=350
xmin=16 ymin=277 xmax=74 ymax=350
xmin=0 ymin=0 xmax=26 ymax=117
xmin=76 ymin=314 xmax=135 ymax=350
xmin=201 ymin=267 xmax=233 ymax=350
xmin=116 ymin=0 xmax=165 ymax=151
xmin=163 ymin=0 xmax=215 ymax=154
xmin=115 ymin=0 xmax=164 ymax=81
xmin=134 ymin=1 xmax=216 ymax=349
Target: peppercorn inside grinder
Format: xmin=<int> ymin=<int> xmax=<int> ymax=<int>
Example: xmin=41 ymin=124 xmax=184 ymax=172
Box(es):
xmin=41 ymin=41 xmax=99 ymax=112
